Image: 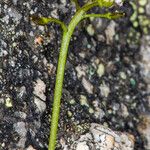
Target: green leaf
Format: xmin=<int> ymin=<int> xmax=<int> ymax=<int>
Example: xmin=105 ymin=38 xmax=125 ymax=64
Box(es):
xmin=30 ymin=15 xmax=55 ymax=25
xmin=108 ymin=12 xmax=125 ymax=19
xmin=30 ymin=15 xmax=67 ymax=32
xmin=97 ymin=0 xmax=114 ymax=7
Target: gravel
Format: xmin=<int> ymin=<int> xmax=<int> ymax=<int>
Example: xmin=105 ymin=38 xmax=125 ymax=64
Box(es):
xmin=0 ymin=0 xmax=149 ymax=150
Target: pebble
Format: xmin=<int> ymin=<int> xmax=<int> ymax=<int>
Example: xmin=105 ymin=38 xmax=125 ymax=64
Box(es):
xmin=120 ymin=104 xmax=129 ymax=118
xmin=94 ymin=108 xmax=105 ymax=120
xmin=8 ymin=7 xmax=22 ymax=22
xmin=139 ymin=36 xmax=150 ymax=84
xmin=67 ymin=111 xmax=73 ymax=117
xmin=120 ymin=71 xmax=127 ymax=80
xmin=0 ymin=98 xmax=4 ymax=104
xmin=80 ymin=95 xmax=89 ymax=107
xmin=69 ymin=99 xmax=76 ymax=105
xmin=2 ymin=15 xmax=9 ymax=24
xmin=82 ymin=77 xmax=93 ymax=94
xmin=97 ymin=63 xmax=105 ymax=77
xmin=60 ymin=0 xmax=67 ymax=5
xmin=5 ymin=97 xmax=13 ymax=108
xmin=26 ymin=145 xmax=36 ymax=150
xmin=139 ymin=35 xmax=150 ymax=107
xmin=17 ymin=86 xmax=26 ymax=100
xmin=33 ymin=79 xmax=46 ymax=101
xmin=68 ymin=123 xmax=135 ymax=150
xmin=86 ymin=24 xmax=95 ymax=36
xmin=14 ymin=111 xmax=27 ymax=119
xmin=51 ymin=9 xmax=59 ymax=19
xmin=130 ymin=78 xmax=136 ymax=87
xmin=105 ymin=21 xmax=116 ymax=44
xmin=88 ymin=108 xmax=94 ymax=114
xmin=137 ymin=113 xmax=150 ymax=149
xmin=76 ymin=142 xmax=89 ymax=150
xmin=33 ymin=79 xmax=46 ymax=113
xmin=99 ymin=82 xmax=110 ymax=97
xmin=12 ymin=0 xmax=18 ymax=5
xmin=75 ymin=65 xmax=86 ymax=79
xmin=13 ymin=122 xmax=27 ymax=137
xmin=146 ymin=0 xmax=150 ymax=15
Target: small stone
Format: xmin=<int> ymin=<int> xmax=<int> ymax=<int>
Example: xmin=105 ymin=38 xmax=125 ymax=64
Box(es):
xmin=33 ymin=79 xmax=46 ymax=101
xmin=137 ymin=113 xmax=150 ymax=149
xmin=5 ymin=97 xmax=13 ymax=108
xmin=14 ymin=111 xmax=27 ymax=119
xmin=51 ymin=9 xmax=58 ymax=19
xmin=12 ymin=0 xmax=18 ymax=5
xmin=82 ymin=77 xmax=93 ymax=94
xmin=76 ymin=142 xmax=89 ymax=150
xmin=86 ymin=24 xmax=95 ymax=36
xmin=26 ymin=145 xmax=36 ymax=150
xmin=8 ymin=7 xmax=22 ymax=21
xmin=33 ymin=79 xmax=46 ymax=112
xmin=34 ymin=98 xmax=46 ymax=113
xmin=0 ymin=98 xmax=4 ymax=104
xmin=112 ymin=103 xmax=120 ymax=112
xmin=12 ymin=42 xmax=17 ymax=47
xmin=80 ymin=95 xmax=89 ymax=107
xmin=60 ymin=0 xmax=66 ymax=5
xmin=99 ymin=82 xmax=110 ymax=97
xmin=67 ymin=111 xmax=72 ymax=117
xmin=60 ymin=137 xmax=67 ymax=149
xmin=146 ymin=1 xmax=150 ymax=15
xmin=94 ymin=108 xmax=105 ymax=120
xmin=69 ymin=123 xmax=134 ymax=150
xmin=13 ymin=122 xmax=27 ymax=137
xmin=97 ymin=63 xmax=105 ymax=77
xmin=75 ymin=65 xmax=86 ymax=79
xmin=78 ymin=52 xmax=85 ymax=58
xmin=105 ymin=21 xmax=116 ymax=44
xmin=17 ymin=86 xmax=26 ymax=99
xmin=120 ymin=104 xmax=129 ymax=118
xmin=88 ymin=107 xmax=94 ymax=114
xmin=69 ymin=99 xmax=76 ymax=105
xmin=130 ymin=78 xmax=136 ymax=87
xmin=139 ymin=36 xmax=150 ymax=83
xmin=120 ymin=72 xmax=127 ymax=80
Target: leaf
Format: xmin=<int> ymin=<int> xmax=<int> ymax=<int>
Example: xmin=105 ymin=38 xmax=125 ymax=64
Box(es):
xmin=109 ymin=12 xmax=125 ymax=19
xmin=30 ymin=15 xmax=52 ymax=25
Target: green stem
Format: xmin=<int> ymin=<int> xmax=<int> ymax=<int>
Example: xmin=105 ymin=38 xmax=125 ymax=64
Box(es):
xmin=83 ymin=12 xmax=125 ymax=19
xmin=48 ymin=8 xmax=85 ymax=150
xmin=48 ymin=2 xmax=102 ymax=150
xmin=82 ymin=1 xmax=98 ymax=11
xmin=48 ymin=1 xmax=124 ymax=150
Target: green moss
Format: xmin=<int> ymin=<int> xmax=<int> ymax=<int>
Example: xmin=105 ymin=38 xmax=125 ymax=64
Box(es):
xmin=139 ymin=0 xmax=147 ymax=6
xmin=130 ymin=1 xmax=150 ymax=34
xmin=74 ymin=123 xmax=90 ymax=135
xmin=138 ymin=7 xmax=145 ymax=14
xmin=127 ymin=27 xmax=141 ymax=45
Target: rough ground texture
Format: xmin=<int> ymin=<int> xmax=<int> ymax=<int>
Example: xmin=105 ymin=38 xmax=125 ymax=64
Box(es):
xmin=0 ymin=0 xmax=150 ymax=150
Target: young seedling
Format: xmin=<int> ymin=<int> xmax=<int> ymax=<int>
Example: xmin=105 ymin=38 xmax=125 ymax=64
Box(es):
xmin=31 ymin=0 xmax=125 ymax=150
